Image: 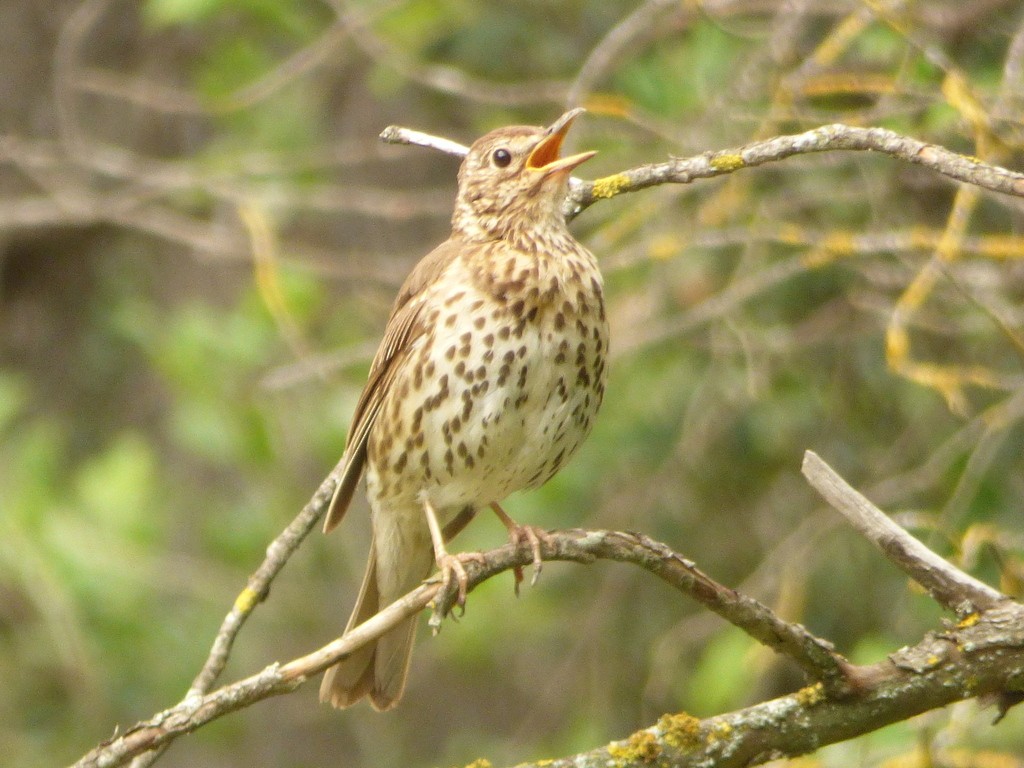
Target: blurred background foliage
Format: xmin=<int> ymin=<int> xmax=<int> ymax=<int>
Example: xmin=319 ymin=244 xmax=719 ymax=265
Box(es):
xmin=3 ymin=0 xmax=1024 ymax=766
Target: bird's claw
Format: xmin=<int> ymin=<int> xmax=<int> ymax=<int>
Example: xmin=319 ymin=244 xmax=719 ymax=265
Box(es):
xmin=429 ymin=551 xmax=486 ymax=630
xmin=506 ymin=524 xmax=550 ymax=594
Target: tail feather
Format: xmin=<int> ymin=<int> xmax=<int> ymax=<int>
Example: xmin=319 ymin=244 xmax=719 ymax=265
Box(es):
xmin=320 ymin=530 xmax=432 ymax=711
xmin=319 ymin=545 xmax=381 ymax=708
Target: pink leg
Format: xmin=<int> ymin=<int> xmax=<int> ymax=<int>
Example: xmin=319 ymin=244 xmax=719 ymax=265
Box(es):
xmin=491 ymin=502 xmax=550 ymax=592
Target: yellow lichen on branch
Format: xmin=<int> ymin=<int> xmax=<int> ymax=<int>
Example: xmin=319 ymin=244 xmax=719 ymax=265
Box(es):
xmin=590 ymin=173 xmax=632 ymax=199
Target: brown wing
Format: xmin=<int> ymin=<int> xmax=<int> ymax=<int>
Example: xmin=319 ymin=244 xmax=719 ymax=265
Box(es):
xmin=322 ymin=239 xmax=462 ymax=533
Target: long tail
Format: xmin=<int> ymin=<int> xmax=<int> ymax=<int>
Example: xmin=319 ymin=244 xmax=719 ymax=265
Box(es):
xmin=319 ymin=532 xmax=432 ymax=711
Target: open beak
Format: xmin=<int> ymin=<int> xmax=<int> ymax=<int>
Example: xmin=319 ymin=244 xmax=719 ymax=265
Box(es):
xmin=526 ymin=107 xmax=596 ymax=177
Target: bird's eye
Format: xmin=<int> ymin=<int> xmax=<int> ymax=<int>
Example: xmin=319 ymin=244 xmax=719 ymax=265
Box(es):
xmin=491 ymin=148 xmax=512 ymax=168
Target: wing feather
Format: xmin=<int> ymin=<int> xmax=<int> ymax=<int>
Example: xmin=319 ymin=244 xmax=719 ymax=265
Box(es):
xmin=322 ymin=240 xmax=462 ymax=533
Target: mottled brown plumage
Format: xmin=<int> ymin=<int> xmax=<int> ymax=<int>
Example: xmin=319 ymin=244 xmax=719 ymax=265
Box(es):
xmin=320 ymin=109 xmax=608 ymax=710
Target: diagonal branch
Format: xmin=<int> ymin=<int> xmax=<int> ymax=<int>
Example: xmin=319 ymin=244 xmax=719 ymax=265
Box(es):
xmin=802 ymin=450 xmax=1007 ymax=615
xmin=187 ymin=474 xmax=336 ymax=697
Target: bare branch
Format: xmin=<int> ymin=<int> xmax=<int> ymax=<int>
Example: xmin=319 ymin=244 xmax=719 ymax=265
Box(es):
xmin=71 ymin=526 xmax=849 ymax=767
xmin=802 ymin=450 xmax=1007 ymax=615
xmin=378 ymin=125 xmax=469 ymax=158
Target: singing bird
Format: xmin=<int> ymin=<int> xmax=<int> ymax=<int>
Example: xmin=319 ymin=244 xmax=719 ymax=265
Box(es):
xmin=320 ymin=109 xmax=608 ymax=710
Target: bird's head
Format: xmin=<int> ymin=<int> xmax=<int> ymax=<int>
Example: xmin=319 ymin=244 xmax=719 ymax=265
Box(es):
xmin=451 ymin=108 xmax=595 ymax=244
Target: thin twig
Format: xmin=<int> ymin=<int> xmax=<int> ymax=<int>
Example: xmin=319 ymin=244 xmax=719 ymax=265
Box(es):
xmin=801 ymin=450 xmax=1007 ymax=615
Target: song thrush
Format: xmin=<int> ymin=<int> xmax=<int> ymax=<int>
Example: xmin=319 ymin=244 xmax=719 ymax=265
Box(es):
xmin=320 ymin=109 xmax=608 ymax=710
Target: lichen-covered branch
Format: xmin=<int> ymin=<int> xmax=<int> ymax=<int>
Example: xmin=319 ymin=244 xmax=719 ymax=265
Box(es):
xmin=378 ymin=121 xmax=1024 ymax=220
xmin=505 ymin=602 xmax=1024 ymax=768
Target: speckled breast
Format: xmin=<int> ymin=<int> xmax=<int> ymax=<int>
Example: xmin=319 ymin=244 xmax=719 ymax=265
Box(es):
xmin=366 ymin=243 xmax=607 ymax=518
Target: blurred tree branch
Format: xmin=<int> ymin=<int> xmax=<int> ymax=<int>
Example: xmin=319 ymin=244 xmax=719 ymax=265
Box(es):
xmin=72 ymin=455 xmax=1020 ymax=768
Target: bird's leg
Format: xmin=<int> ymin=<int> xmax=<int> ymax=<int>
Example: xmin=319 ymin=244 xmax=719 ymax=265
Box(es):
xmin=491 ymin=502 xmax=549 ymax=593
xmin=423 ymin=498 xmax=485 ymax=611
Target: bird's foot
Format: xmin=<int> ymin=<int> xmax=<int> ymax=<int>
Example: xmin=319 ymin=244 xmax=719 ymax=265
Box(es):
xmin=491 ymin=503 xmax=551 ymax=595
xmin=428 ymin=551 xmax=486 ymax=631
xmin=439 ymin=550 xmax=487 ymax=607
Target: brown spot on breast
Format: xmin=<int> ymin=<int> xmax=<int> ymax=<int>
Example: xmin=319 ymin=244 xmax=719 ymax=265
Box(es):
xmin=445 ymin=345 xmax=456 ymax=360
xmin=444 ymin=291 xmax=466 ymax=307
xmin=552 ymin=448 xmax=565 ymax=470
xmin=473 ymin=316 xmax=486 ymax=329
